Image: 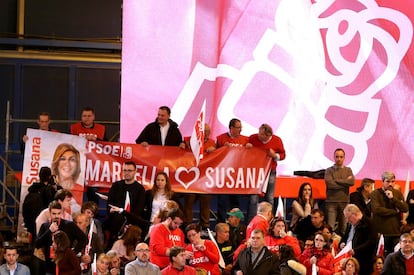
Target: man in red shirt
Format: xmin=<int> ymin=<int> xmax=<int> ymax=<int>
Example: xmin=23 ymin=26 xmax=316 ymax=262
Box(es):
xmin=248 ymin=123 xmax=285 ymax=219
xmin=70 ymin=107 xmax=106 ymax=141
xmin=161 ymin=246 xmax=196 ymax=275
xmin=150 ymin=208 xmax=191 ymax=269
xmin=216 ymin=118 xmax=252 ymax=222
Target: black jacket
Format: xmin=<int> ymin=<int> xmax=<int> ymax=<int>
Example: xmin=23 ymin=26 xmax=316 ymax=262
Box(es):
xmin=135 ymin=119 xmax=183 ymax=146
xmin=233 ymin=246 xmax=281 ymax=275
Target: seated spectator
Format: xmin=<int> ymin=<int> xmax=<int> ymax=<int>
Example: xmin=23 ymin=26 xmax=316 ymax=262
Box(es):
xmin=106 ymin=250 xmax=122 ymax=275
xmin=226 ymin=208 xmax=246 ymax=249
xmin=393 ymin=224 xmax=414 ymax=252
xmin=295 ymin=208 xmax=326 ymax=242
xmin=185 ymin=224 xmax=220 ymax=275
xmin=381 ymin=233 xmax=414 ymax=275
xmin=111 ymin=225 xmax=142 ymax=266
xmin=35 ymin=190 xmax=74 ymax=235
xmin=145 ymin=200 xmax=180 ymax=242
xmin=370 ymin=256 xmax=384 ymax=275
xmin=298 ymin=231 xmax=334 ymax=275
xmin=334 ymin=257 xmax=360 ymax=275
xmin=321 ymin=224 xmax=341 ymax=256
xmin=233 ymin=228 xmax=280 ymax=275
xmin=149 ymin=208 xmax=190 ymax=269
xmin=215 ymin=223 xmax=234 ymax=274
xmin=96 ymin=253 xmax=111 ymax=275
xmin=125 ymin=242 xmax=161 ymax=274
xmin=0 ymin=246 xmax=30 ymax=274
xmin=265 ymin=217 xmax=301 ymax=257
xmin=278 ymin=244 xmax=306 ymax=275
xmin=161 ymin=246 xmax=196 ymax=275
xmin=53 ymin=231 xmax=81 ymax=275
xmin=291 ymin=182 xmax=319 ymax=233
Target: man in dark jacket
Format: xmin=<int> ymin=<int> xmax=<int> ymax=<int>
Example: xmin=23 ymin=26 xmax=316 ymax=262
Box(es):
xmin=135 ymin=105 xmax=185 ymax=148
xmin=342 ymin=204 xmax=377 ymax=274
xmin=381 ymin=233 xmax=414 ymax=275
xmin=233 ymin=228 xmax=280 ymax=275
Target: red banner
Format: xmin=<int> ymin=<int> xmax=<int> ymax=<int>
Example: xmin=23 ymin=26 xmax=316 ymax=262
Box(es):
xmin=86 ymin=140 xmax=271 ymax=194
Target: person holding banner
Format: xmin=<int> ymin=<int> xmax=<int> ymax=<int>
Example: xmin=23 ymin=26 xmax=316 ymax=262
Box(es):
xmin=135 ymin=106 xmax=185 ymax=148
xmin=216 ymin=118 xmax=251 ymax=222
xmin=70 ymin=107 xmax=106 ymax=141
xmin=248 ymin=123 xmax=286 ymax=220
xmin=21 ymin=112 xmax=59 ymax=153
xmin=298 ymin=231 xmax=334 ymax=275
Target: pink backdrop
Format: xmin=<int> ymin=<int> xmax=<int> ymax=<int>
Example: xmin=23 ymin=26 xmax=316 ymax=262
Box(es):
xmin=121 ymin=0 xmax=414 ymax=180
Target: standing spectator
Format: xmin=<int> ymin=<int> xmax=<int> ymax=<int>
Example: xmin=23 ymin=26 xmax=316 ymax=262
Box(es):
xmin=233 ymin=228 xmax=281 ymax=275
xmin=143 ymin=172 xmax=180 ymax=230
xmin=70 ymin=106 xmax=106 ymax=141
xmin=406 ymin=188 xmax=414 ymax=225
xmin=226 ymin=208 xmax=246 ymax=249
xmin=0 ymin=246 xmax=30 ymax=275
xmin=74 ymin=213 xmax=104 ymax=274
xmin=161 ymin=246 xmax=196 ymax=275
xmin=295 ymin=208 xmax=326 ymax=242
xmin=21 ymin=112 xmax=59 ymax=153
xmin=265 ymin=218 xmax=301 ymax=257
xmin=135 ymin=106 xmax=185 ymax=148
xmin=183 ymin=123 xmax=216 ymax=231
xmin=149 ymin=208 xmax=190 ymax=269
xmin=248 ymin=123 xmax=285 ymax=219
xmin=324 ymin=148 xmax=355 ymax=235
xmin=23 ymin=166 xmax=56 ymax=237
xmin=371 ymin=171 xmax=408 ymax=256
xmin=125 ymin=242 xmax=161 ymax=275
xmin=53 ymin=231 xmax=82 ymax=275
xmin=216 ymin=118 xmax=251 ymax=222
xmin=290 ymin=182 xmax=319 ymax=233
xmin=298 ymin=232 xmax=334 ymax=275
xmin=105 ymin=161 xmax=148 ymax=247
xmin=342 ymin=204 xmax=377 ymax=274
xmin=215 ymin=223 xmax=234 ymax=274
xmin=350 ymin=178 xmax=375 ymax=218
xmin=246 ymin=202 xmax=273 ymax=239
xmin=81 ymin=201 xmax=105 ymax=245
xmin=381 ymin=233 xmax=414 ymax=275
xmin=185 ymin=224 xmax=220 ymax=275
xmin=34 ymin=201 xmax=87 ymax=275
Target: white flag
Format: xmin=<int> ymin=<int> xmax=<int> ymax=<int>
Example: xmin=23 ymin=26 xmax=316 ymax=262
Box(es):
xmin=190 ymin=100 xmax=206 ymax=166
xmin=124 ymin=191 xmax=131 ymax=213
xmin=275 ymin=196 xmax=284 ymax=218
xmin=404 ymin=170 xmax=411 ymax=200
xmin=207 ymin=228 xmax=226 ymax=269
xmin=376 ymin=234 xmax=384 ymax=257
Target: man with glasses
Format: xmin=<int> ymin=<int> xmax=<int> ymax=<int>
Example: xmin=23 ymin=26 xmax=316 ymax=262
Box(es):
xmin=382 ymin=233 xmax=414 ymax=275
xmin=216 ymin=118 xmax=251 ymax=222
xmin=150 ymin=208 xmax=191 ymax=269
xmin=125 ymin=242 xmax=161 ymax=274
xmin=105 ymin=161 xmax=147 ymax=246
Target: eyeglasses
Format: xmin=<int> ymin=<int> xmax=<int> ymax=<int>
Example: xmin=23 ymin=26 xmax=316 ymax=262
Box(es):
xmin=136 ymin=249 xmax=150 ymax=253
xmin=123 ymin=169 xmax=135 ymax=172
xmin=400 ymin=239 xmax=413 ymax=244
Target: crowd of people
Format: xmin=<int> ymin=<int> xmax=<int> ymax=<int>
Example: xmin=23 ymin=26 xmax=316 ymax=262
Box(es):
xmin=1 ymin=106 xmax=413 ymax=275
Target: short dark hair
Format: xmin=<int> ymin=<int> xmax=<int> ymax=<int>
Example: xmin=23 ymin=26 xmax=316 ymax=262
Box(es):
xmin=167 ymin=208 xmax=185 ymax=220
xmin=38 ymin=112 xmax=51 ymax=119
xmin=39 ymin=166 xmax=52 ymax=182
xmin=54 ymin=189 xmax=72 ymax=201
xmin=185 ymin=223 xmax=201 ymax=234
xmin=311 ymin=208 xmax=325 ymax=217
xmin=49 ymin=200 xmax=62 ymax=211
xmin=81 ymin=201 xmax=98 ymax=216
xmin=334 ymin=148 xmax=345 ymax=155
xmin=124 ymin=161 xmax=136 ymax=167
xmin=228 ymin=118 xmax=241 ymax=128
xmin=3 ymin=246 xmax=18 ymax=254
xmin=169 ymin=246 xmax=185 ymax=262
xmin=81 ymin=106 xmax=95 ymax=114
xmin=159 ymin=106 xmax=171 ymax=115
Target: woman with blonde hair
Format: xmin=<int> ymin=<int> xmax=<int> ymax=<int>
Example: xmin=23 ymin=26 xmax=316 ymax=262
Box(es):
xmin=334 ymin=257 xmax=360 ymax=275
xmin=51 ymin=143 xmax=81 ymax=190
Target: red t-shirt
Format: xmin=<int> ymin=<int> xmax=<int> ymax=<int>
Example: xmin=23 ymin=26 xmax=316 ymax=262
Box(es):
xmin=216 ymin=133 xmax=249 ymax=147
xmin=70 ymin=122 xmax=105 ymax=141
xmin=186 ymin=240 xmax=221 ymax=275
xmin=248 ymin=134 xmax=285 ymax=170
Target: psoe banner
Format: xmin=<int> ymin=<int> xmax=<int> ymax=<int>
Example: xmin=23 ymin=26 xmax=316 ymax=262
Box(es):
xmin=86 ymin=139 xmax=272 ymax=194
